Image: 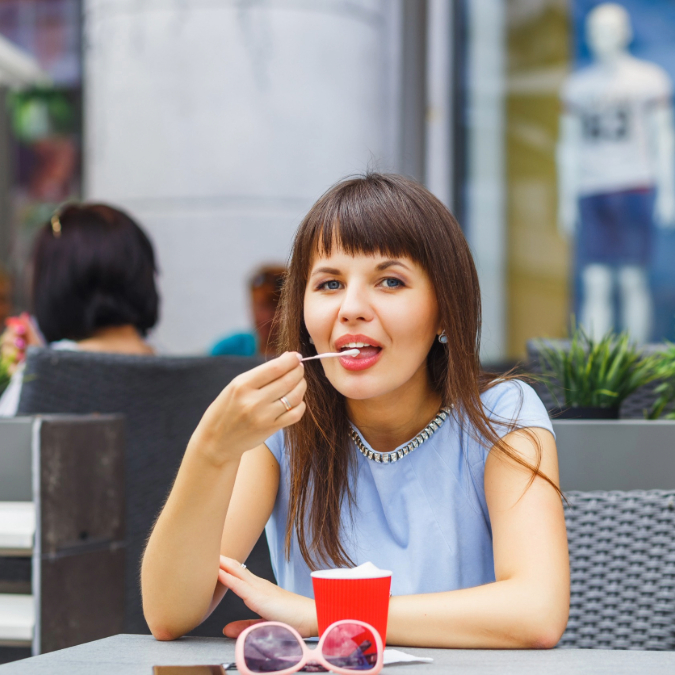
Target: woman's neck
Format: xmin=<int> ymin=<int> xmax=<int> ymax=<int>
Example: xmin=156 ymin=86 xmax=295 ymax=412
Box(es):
xmin=76 ymin=325 xmax=154 ymax=355
xmin=346 ymin=366 xmax=442 ymax=453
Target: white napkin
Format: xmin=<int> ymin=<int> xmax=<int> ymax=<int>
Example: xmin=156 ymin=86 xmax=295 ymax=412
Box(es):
xmin=383 ymin=648 xmax=433 ymax=665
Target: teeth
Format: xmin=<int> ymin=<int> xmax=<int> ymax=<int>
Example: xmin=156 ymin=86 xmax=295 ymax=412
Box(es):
xmin=343 ymin=341 xmax=375 ymax=349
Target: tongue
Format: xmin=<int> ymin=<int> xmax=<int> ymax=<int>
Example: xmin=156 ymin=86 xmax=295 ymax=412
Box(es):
xmin=351 ymin=346 xmax=380 ymax=358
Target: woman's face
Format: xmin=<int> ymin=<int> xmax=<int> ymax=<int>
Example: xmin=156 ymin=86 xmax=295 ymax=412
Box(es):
xmin=304 ymin=248 xmax=440 ymax=401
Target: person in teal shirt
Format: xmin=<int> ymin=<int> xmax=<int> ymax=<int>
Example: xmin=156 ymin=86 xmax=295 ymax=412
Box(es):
xmin=210 ymin=265 xmax=285 ymax=358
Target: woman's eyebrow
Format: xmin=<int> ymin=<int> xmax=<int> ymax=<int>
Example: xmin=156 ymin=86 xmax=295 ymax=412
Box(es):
xmin=376 ymin=260 xmax=411 ymax=272
xmin=310 ymin=266 xmax=341 ymax=277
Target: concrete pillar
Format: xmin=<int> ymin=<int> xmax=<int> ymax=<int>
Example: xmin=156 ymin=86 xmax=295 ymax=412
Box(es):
xmin=84 ymin=0 xmax=401 ymax=353
xmin=424 ymin=0 xmax=453 ymax=209
xmin=464 ymin=0 xmax=506 ymax=362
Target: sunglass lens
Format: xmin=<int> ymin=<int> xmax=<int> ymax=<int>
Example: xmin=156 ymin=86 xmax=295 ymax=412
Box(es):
xmin=243 ymin=625 xmax=304 ymax=673
xmin=322 ymin=623 xmax=379 ymax=671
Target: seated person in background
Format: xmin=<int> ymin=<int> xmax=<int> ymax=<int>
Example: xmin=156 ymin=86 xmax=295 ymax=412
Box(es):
xmin=0 ymin=203 xmax=159 ymax=415
xmin=210 ymin=264 xmax=285 ymax=358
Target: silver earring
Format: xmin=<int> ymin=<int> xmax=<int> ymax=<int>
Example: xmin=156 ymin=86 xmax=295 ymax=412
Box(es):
xmin=309 ymin=337 xmax=314 ymax=344
xmin=438 ymin=331 xmax=448 ymax=344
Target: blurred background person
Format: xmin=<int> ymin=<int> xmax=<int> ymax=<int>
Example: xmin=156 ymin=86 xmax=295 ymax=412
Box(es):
xmin=0 ymin=202 xmax=159 ymax=415
xmin=210 ymin=264 xmax=285 ymax=358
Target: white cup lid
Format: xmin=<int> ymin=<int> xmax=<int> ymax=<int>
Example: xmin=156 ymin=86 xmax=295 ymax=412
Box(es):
xmin=311 ymin=561 xmax=392 ymax=579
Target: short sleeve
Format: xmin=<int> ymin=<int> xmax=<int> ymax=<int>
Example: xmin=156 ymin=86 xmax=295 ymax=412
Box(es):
xmin=264 ymin=428 xmax=287 ymax=465
xmin=481 ymin=380 xmax=554 ymax=440
xmin=646 ymin=65 xmax=673 ymax=104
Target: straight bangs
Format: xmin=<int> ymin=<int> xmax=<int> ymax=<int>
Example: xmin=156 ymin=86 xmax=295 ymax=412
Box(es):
xmin=292 ymin=175 xmax=443 ymax=291
xmin=312 ymin=196 xmax=427 ymax=265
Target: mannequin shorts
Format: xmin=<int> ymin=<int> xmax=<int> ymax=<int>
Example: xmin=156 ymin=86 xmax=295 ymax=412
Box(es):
xmin=577 ymin=187 xmax=656 ymax=267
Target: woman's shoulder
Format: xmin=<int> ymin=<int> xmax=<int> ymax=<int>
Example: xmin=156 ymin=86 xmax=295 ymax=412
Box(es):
xmin=480 ymin=378 xmax=535 ymax=408
xmin=264 ymin=428 xmax=286 ymax=464
xmin=479 ymin=379 xmax=554 ymax=438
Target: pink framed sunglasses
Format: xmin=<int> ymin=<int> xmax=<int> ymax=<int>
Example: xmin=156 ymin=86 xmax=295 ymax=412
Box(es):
xmin=234 ymin=620 xmax=384 ymax=675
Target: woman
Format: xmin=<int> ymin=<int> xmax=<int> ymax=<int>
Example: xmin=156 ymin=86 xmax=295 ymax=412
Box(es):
xmin=142 ymin=174 xmax=569 ymax=648
xmin=0 ymin=203 xmax=158 ymax=415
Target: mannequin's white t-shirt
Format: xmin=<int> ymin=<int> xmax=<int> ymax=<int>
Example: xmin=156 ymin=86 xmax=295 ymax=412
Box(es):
xmin=562 ymin=54 xmax=673 ymax=196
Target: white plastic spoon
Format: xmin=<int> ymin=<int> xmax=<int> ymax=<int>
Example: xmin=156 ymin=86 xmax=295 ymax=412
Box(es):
xmin=301 ymin=349 xmax=360 ymax=362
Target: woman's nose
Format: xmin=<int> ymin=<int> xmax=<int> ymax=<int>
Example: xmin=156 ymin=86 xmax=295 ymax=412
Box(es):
xmin=338 ymin=285 xmax=374 ymax=323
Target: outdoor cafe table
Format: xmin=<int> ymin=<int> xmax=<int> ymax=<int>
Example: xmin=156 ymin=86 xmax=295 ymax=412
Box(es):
xmin=0 ymin=635 xmax=675 ymax=674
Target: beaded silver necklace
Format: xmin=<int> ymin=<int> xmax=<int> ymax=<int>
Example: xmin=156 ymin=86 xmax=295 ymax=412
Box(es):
xmin=348 ymin=406 xmax=453 ymax=464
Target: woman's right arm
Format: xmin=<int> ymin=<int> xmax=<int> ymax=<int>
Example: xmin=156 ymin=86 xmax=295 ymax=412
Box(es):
xmin=141 ymin=352 xmax=306 ymax=640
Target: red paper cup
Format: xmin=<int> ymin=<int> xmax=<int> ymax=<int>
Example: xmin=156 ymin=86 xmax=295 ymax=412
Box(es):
xmin=311 ymin=567 xmax=391 ymax=644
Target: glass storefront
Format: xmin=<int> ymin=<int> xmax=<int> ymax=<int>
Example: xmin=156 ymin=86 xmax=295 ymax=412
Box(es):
xmin=463 ymin=0 xmax=675 ymax=359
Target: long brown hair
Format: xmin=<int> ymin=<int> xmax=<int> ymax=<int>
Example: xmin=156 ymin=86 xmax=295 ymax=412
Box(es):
xmin=278 ymin=173 xmax=555 ymax=569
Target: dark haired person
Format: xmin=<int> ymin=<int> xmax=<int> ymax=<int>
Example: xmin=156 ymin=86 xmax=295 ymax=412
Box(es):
xmin=210 ymin=265 xmax=286 ymax=358
xmin=142 ymin=175 xmax=569 ymax=648
xmin=0 ymin=203 xmax=158 ymax=415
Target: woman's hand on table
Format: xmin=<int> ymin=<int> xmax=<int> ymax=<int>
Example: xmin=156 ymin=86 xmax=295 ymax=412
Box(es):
xmin=218 ymin=556 xmax=317 ymax=639
xmin=190 ymin=352 xmax=307 ymax=466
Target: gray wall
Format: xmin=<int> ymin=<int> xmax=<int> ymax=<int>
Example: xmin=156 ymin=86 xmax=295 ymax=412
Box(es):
xmin=554 ymin=420 xmax=675 ymax=492
xmin=84 ymin=0 xmax=407 ymax=353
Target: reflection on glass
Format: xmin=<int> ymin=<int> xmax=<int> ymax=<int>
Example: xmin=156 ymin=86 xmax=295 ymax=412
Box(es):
xmin=243 ymin=625 xmax=304 ymax=673
xmin=322 ymin=623 xmax=377 ymax=671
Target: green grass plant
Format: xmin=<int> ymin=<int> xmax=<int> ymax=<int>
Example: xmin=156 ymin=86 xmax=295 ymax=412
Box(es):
xmin=645 ymin=343 xmax=675 ymax=420
xmin=536 ymin=325 xmax=657 ymax=410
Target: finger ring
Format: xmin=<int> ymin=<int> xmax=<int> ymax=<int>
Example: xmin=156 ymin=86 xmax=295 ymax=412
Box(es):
xmin=240 ymin=563 xmax=247 ymax=570
xmin=279 ymin=396 xmax=293 ymax=412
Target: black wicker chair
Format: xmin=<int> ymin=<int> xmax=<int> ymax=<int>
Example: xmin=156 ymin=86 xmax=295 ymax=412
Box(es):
xmin=562 ymin=490 xmax=675 ymax=649
xmin=526 ymin=340 xmax=668 ymax=418
xmin=16 ymin=347 xmax=272 ymax=637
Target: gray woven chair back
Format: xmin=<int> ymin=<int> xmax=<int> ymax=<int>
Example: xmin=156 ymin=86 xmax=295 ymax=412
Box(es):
xmin=526 ymin=340 xmax=666 ymax=419
xmin=562 ymin=490 xmax=675 ymax=649
xmin=17 ymin=347 xmax=270 ymax=637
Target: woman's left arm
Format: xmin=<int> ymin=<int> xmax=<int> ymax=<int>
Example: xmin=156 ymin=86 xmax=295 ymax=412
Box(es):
xmin=217 ymin=427 xmax=569 ymax=648
xmin=386 ymin=426 xmax=569 ymax=648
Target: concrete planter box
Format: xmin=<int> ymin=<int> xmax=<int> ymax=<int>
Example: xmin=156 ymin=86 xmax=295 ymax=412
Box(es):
xmin=0 ymin=415 xmax=125 ymax=658
xmin=553 ymin=420 xmax=675 ymax=491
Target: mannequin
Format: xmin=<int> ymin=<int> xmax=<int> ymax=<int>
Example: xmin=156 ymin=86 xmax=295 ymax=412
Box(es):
xmin=557 ymin=3 xmax=675 ymax=343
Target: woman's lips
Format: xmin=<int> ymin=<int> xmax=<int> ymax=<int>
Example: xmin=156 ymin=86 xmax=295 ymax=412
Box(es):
xmin=338 ymin=345 xmax=382 ymax=371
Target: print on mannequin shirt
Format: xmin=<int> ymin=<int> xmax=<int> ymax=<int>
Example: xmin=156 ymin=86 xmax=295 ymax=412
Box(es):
xmin=582 ymin=103 xmax=631 ymax=142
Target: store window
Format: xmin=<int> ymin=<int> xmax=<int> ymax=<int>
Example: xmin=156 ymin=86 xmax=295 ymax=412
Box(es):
xmin=463 ymin=0 xmax=675 ymax=359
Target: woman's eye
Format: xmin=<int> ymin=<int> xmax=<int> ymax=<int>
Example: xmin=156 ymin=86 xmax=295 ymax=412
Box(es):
xmin=319 ymin=280 xmax=342 ymax=291
xmin=381 ymin=277 xmax=404 ymax=289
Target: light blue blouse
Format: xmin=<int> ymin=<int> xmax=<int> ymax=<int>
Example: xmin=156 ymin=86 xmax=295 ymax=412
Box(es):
xmin=264 ymin=380 xmax=554 ymax=598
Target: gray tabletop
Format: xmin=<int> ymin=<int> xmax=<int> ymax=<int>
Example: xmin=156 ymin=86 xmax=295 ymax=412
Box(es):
xmin=1 ymin=635 xmax=675 ymax=675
